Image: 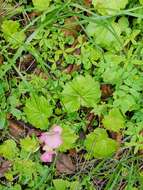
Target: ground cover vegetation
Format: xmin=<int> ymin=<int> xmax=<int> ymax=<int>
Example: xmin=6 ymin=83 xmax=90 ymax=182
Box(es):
xmin=1 ymin=0 xmax=143 ymax=189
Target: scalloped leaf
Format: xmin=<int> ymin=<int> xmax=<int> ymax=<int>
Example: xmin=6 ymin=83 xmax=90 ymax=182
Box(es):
xmin=59 ymin=125 xmax=78 ymax=152
xmin=62 ymin=75 xmax=101 ymax=112
xmin=103 ymin=108 xmax=125 ymax=132
xmin=85 ymin=128 xmax=118 ymax=158
xmin=20 ymin=136 xmax=39 ymax=153
xmin=92 ymin=0 xmax=128 ymax=15
xmin=0 ymin=140 xmax=19 ymax=160
xmin=1 ymin=20 xmax=25 ymax=47
xmin=24 ymin=95 xmax=52 ymax=130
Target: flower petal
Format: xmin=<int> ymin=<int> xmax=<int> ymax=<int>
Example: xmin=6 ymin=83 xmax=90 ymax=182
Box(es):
xmin=40 ymin=151 xmax=54 ymax=162
xmin=39 ymin=125 xmax=63 ymax=149
xmin=45 ymin=133 xmax=62 ymax=148
xmin=43 ymin=145 xmax=53 ymax=152
xmin=52 ymin=125 xmax=62 ymax=134
xmin=39 ymin=132 xmax=49 ymax=143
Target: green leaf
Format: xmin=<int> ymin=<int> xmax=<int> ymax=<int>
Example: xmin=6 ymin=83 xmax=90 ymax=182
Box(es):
xmin=139 ymin=0 xmax=143 ymax=5
xmin=90 ymin=128 xmax=108 ymax=140
xmin=81 ymin=43 xmax=101 ymax=70
xmin=59 ymin=125 xmax=78 ymax=152
xmin=92 ymin=138 xmax=118 ymax=158
xmin=32 ymin=0 xmax=51 ymax=11
xmin=113 ymin=94 xmax=138 ymax=114
xmin=86 ymin=21 xmax=121 ymax=51
xmin=24 ymin=95 xmax=52 ymax=130
xmin=0 ymin=112 xmax=7 ymax=129
xmin=0 ymin=140 xmax=19 ymax=160
xmin=70 ymin=181 xmax=80 ymax=190
xmin=84 ymin=128 xmax=107 ymax=150
xmin=20 ymin=136 xmax=39 ymax=153
xmin=9 ymin=184 xmax=21 ymax=190
xmin=92 ymin=104 xmax=107 ymax=116
xmin=13 ymin=159 xmax=36 ymax=183
xmin=103 ymin=108 xmax=125 ymax=132
xmin=2 ymin=20 xmax=20 ymax=35
xmin=53 ymin=179 xmax=79 ymax=190
xmin=92 ymin=0 xmax=128 ymax=15
xmin=53 ymin=179 xmax=70 ymax=190
xmin=1 ymin=20 xmax=25 ymax=47
xmin=85 ymin=128 xmax=118 ymax=158
xmin=101 ymin=53 xmax=124 ymax=84
xmin=125 ymin=122 xmax=143 ymax=153
xmin=118 ymin=17 xmax=129 ymax=32
xmin=62 ymin=75 xmax=101 ymax=112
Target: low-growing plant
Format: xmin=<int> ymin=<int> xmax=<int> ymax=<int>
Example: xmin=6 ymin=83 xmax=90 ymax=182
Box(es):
xmin=1 ymin=0 xmax=143 ymax=189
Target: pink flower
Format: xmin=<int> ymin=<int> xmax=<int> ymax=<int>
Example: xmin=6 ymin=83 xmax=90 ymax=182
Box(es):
xmin=51 ymin=125 xmax=62 ymax=134
xmin=40 ymin=151 xmax=55 ymax=162
xmin=39 ymin=125 xmax=63 ymax=163
xmin=39 ymin=125 xmax=63 ymax=149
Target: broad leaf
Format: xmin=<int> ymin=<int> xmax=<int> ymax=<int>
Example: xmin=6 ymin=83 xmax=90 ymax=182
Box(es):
xmin=20 ymin=136 xmax=39 ymax=153
xmin=13 ymin=159 xmax=36 ymax=183
xmin=103 ymin=108 xmax=125 ymax=132
xmin=0 ymin=140 xmax=19 ymax=160
xmin=59 ymin=125 xmax=78 ymax=152
xmin=140 ymin=0 xmax=143 ymax=5
xmin=53 ymin=179 xmax=79 ymax=190
xmin=113 ymin=94 xmax=138 ymax=114
xmin=85 ymin=128 xmax=118 ymax=158
xmin=86 ymin=21 xmax=121 ymax=51
xmin=53 ymin=179 xmax=70 ymax=190
xmin=32 ymin=0 xmax=51 ymax=11
xmin=62 ymin=75 xmax=101 ymax=112
xmin=1 ymin=20 xmax=25 ymax=47
xmin=24 ymin=95 xmax=52 ymax=130
xmin=92 ymin=0 xmax=128 ymax=15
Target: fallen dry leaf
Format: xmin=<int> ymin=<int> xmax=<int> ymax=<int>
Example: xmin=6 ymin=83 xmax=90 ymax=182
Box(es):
xmin=101 ymin=84 xmax=113 ymax=99
xmin=69 ymin=148 xmax=77 ymax=158
xmin=110 ymin=131 xmax=122 ymax=143
xmin=8 ymin=119 xmax=26 ymax=139
xmin=63 ymin=64 xmax=74 ymax=74
xmin=86 ymin=112 xmax=96 ymax=132
xmin=34 ymin=68 xmax=48 ymax=80
xmin=84 ymin=0 xmax=92 ymax=6
xmin=0 ymin=54 xmax=4 ymax=65
xmin=27 ymin=11 xmax=40 ymax=19
xmin=64 ymin=64 xmax=80 ymax=74
xmin=18 ymin=54 xmax=36 ymax=73
xmin=110 ymin=132 xmax=123 ymax=160
xmin=8 ymin=119 xmax=41 ymax=139
xmin=0 ymin=159 xmax=11 ymax=178
xmin=62 ymin=17 xmax=80 ymax=37
xmin=56 ymin=153 xmax=76 ymax=174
